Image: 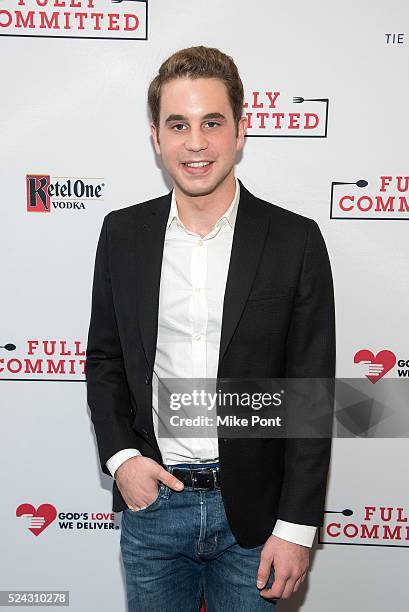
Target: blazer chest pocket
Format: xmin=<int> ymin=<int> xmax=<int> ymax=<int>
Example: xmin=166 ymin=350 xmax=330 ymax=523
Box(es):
xmin=246 ymin=287 xmax=295 ymax=303
xmin=240 ymin=287 xmax=294 ymax=338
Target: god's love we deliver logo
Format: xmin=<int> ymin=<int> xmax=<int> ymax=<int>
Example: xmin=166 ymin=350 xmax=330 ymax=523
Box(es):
xmin=0 ymin=0 xmax=147 ymax=40
xmin=353 ymin=348 xmax=409 ymax=383
xmin=16 ymin=503 xmax=118 ymax=536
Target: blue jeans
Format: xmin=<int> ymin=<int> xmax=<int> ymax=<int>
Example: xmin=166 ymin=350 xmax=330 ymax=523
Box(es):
xmin=120 ymin=463 xmax=276 ymax=611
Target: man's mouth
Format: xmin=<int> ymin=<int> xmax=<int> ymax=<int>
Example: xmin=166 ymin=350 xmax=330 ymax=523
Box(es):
xmin=180 ymin=160 xmax=214 ymax=176
xmin=182 ymin=161 xmax=213 ymax=168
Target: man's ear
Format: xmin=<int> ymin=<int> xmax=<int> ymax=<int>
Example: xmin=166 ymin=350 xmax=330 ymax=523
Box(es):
xmin=236 ymin=116 xmax=247 ymax=152
xmin=150 ymin=122 xmax=161 ymax=155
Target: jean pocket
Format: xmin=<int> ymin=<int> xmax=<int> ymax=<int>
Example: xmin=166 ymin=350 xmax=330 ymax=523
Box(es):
xmin=126 ymin=484 xmax=165 ymax=514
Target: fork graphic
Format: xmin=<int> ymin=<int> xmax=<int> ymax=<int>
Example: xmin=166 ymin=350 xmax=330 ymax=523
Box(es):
xmin=111 ymin=0 xmax=147 ymax=3
xmin=292 ymin=97 xmax=328 ymax=104
xmin=293 ymin=96 xmax=329 ymax=137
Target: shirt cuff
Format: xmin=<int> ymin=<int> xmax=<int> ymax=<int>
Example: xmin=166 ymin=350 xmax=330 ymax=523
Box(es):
xmin=105 ymin=449 xmax=141 ymax=478
xmin=272 ymin=520 xmax=317 ymax=548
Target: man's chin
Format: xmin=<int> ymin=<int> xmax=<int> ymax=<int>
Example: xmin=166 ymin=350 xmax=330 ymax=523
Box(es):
xmin=178 ymin=185 xmax=217 ymax=198
xmin=172 ymin=171 xmax=231 ymax=198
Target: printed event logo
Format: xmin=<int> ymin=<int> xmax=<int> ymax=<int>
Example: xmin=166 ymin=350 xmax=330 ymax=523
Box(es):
xmin=16 ymin=503 xmax=118 ymax=535
xmin=26 ymin=174 xmax=105 ymax=212
xmin=0 ymin=0 xmax=147 ymax=40
xmin=353 ymin=349 xmax=409 ymax=382
xmin=330 ymin=175 xmax=409 ymax=220
xmin=0 ymin=339 xmax=86 ymax=380
xmin=320 ymin=505 xmax=409 ymax=547
xmin=243 ymin=90 xmax=329 ymax=138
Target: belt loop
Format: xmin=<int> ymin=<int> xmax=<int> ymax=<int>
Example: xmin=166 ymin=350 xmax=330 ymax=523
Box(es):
xmin=191 ymin=470 xmax=197 ymax=490
xmin=168 ymin=465 xmax=174 ymax=475
xmin=212 ymin=468 xmax=217 ymax=488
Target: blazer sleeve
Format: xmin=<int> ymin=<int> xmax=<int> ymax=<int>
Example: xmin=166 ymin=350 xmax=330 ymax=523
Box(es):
xmin=85 ymin=213 xmax=139 ymax=476
xmin=277 ymin=219 xmax=336 ymax=526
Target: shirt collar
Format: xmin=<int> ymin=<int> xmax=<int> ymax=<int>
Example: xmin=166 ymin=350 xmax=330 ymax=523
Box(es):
xmin=166 ymin=176 xmax=240 ymax=231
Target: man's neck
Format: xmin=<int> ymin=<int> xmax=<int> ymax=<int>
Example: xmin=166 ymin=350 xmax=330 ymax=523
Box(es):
xmin=173 ymin=173 xmax=237 ymax=238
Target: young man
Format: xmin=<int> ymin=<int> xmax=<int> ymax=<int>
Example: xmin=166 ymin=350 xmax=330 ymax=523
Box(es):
xmin=86 ymin=46 xmax=335 ymax=611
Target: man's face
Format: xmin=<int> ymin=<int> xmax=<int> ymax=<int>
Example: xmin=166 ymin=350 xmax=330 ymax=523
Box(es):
xmin=150 ymin=77 xmax=246 ymax=197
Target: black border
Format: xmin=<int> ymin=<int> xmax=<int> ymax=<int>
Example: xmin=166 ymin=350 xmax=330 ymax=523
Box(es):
xmin=246 ymin=98 xmax=329 ymax=138
xmin=330 ymin=180 xmax=409 ymax=220
xmin=0 ymin=0 xmax=148 ymax=40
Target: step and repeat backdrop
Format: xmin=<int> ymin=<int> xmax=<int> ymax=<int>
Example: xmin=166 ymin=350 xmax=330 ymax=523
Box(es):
xmin=1 ymin=1 xmax=408 ymax=610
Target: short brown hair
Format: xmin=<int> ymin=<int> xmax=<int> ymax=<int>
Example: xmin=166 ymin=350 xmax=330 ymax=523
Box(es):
xmin=148 ymin=46 xmax=244 ymax=135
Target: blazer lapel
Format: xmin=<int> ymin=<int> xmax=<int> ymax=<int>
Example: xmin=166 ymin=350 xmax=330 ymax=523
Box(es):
xmin=217 ymin=180 xmax=270 ymax=371
xmin=136 ymin=192 xmax=171 ymax=372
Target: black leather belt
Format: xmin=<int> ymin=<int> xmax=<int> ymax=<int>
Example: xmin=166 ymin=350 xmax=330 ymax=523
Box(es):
xmin=169 ymin=466 xmax=221 ymax=490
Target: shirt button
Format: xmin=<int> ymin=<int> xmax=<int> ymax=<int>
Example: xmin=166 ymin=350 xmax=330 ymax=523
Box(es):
xmin=198 ymin=240 xmax=204 ymax=246
xmin=144 ymin=374 xmax=151 ymax=385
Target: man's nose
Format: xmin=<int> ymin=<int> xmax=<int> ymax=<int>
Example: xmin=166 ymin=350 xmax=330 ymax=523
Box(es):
xmin=184 ymin=127 xmax=208 ymax=151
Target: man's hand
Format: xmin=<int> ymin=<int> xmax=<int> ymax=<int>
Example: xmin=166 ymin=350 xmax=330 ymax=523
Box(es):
xmin=257 ymin=534 xmax=310 ymax=601
xmin=114 ymin=456 xmax=184 ymax=510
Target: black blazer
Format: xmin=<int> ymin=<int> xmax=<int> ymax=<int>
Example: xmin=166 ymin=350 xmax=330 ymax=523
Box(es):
xmin=85 ymin=179 xmax=335 ymax=548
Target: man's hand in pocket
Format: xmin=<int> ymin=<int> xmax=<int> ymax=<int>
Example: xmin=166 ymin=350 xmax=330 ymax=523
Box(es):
xmin=114 ymin=456 xmax=184 ymax=511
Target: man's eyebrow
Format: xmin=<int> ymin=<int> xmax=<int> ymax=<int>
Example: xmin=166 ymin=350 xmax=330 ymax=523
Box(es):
xmin=164 ymin=112 xmax=227 ymax=124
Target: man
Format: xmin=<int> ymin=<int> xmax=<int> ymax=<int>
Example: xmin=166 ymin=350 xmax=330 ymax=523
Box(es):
xmin=86 ymin=46 xmax=335 ymax=611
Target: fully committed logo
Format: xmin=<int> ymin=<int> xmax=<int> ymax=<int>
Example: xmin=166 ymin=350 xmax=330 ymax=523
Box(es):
xmin=243 ymin=91 xmax=329 ymax=138
xmin=320 ymin=505 xmax=409 ymax=547
xmin=330 ymin=175 xmax=409 ymax=220
xmin=0 ymin=339 xmax=86 ymax=379
xmin=26 ymin=174 xmax=105 ymax=212
xmin=0 ymin=0 xmax=148 ymax=40
xmin=16 ymin=503 xmax=118 ymax=535
xmin=353 ymin=349 xmax=409 ymax=381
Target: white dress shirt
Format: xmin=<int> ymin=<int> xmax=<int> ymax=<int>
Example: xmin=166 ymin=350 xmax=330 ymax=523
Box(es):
xmin=106 ymin=177 xmax=317 ymax=547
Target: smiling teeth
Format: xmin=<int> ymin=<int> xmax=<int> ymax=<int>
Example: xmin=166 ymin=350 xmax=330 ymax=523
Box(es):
xmin=185 ymin=162 xmax=211 ymax=167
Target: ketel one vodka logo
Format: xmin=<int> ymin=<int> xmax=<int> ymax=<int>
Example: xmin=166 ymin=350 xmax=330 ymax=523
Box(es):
xmin=26 ymin=174 xmax=105 ymax=212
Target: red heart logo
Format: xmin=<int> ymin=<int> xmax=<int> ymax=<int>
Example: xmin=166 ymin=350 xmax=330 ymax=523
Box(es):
xmin=16 ymin=503 xmax=57 ymax=536
xmin=354 ymin=349 xmax=396 ymax=384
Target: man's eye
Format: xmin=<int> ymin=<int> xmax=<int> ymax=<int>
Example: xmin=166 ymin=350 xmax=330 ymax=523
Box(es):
xmin=171 ymin=122 xmax=220 ymax=131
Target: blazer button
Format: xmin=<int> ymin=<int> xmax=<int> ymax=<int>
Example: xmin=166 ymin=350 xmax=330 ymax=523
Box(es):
xmin=145 ymin=374 xmax=151 ymax=385
xmin=142 ymin=428 xmax=150 ymax=437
